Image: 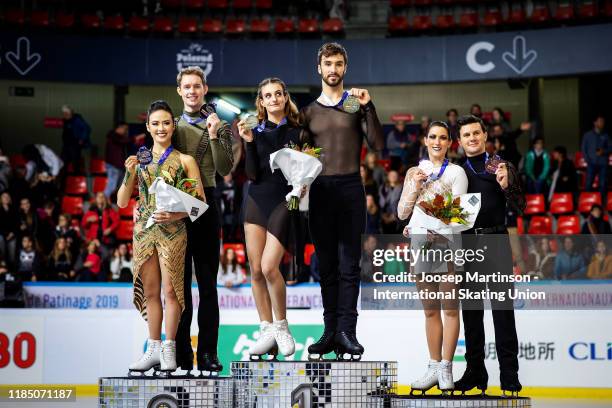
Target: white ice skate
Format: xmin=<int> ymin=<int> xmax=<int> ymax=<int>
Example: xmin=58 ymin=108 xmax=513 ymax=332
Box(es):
xmin=438 ymin=360 xmax=454 ymax=393
xmin=160 ymin=340 xmax=177 ymax=373
xmin=273 ymin=319 xmax=295 ymax=357
xmin=248 ymin=321 xmax=278 ymax=360
xmin=128 ymin=339 xmax=161 ymax=375
xmin=410 ymin=360 xmax=439 ymax=395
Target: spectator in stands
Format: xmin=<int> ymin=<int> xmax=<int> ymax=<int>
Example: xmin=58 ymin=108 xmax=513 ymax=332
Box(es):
xmin=82 ymin=192 xmax=119 ymax=258
xmin=76 ymin=240 xmax=103 ymax=282
xmin=18 ymin=197 xmax=38 ymax=241
xmin=524 ymin=137 xmax=550 ymax=195
xmin=360 ymin=164 xmax=379 ymax=202
xmin=30 ymin=171 xmax=60 ymax=209
xmin=364 ymin=152 xmax=386 ymax=188
xmin=55 ymin=213 xmax=81 ymax=260
xmin=485 ymin=138 xmax=497 ymax=156
xmin=470 ymin=103 xmax=483 ymax=119
xmin=22 ymin=144 xmax=49 ymax=183
xmin=386 ymin=120 xmax=410 ymax=171
xmin=446 ymin=109 xmax=464 ymax=163
xmin=419 ymin=116 xmax=431 ymax=139
xmin=110 ymin=243 xmax=132 ymax=282
xmin=104 ymin=122 xmax=131 ymax=199
xmin=491 ymin=107 xmax=511 ymax=133
xmin=216 ymin=174 xmax=240 ymax=243
xmin=47 ymin=237 xmax=74 ymax=281
xmin=0 ymin=149 xmax=10 ymax=193
xmin=217 ymin=247 xmax=246 ymax=288
xmin=586 ymin=240 xmax=612 ymax=280
xmin=581 ymin=115 xmax=609 ymax=203
xmin=548 ymin=146 xmax=578 ymax=200
xmin=36 ymin=201 xmax=58 ymax=254
xmin=489 ymin=122 xmax=531 ymax=169
xmin=0 ymin=192 xmax=18 ymax=266
xmin=554 ymin=237 xmax=586 ymax=280
xmin=360 ymin=235 xmax=377 ymax=283
xmin=379 ymin=170 xmax=402 ymax=234
xmin=365 ymin=194 xmax=381 ymax=234
xmin=526 ymin=237 xmax=556 ymax=280
xmin=8 ymin=166 xmax=29 ymax=203
xmin=61 ymin=105 xmax=91 ymax=174
xmin=581 ymin=204 xmax=611 ymax=235
xmin=17 ymin=235 xmax=42 ymax=282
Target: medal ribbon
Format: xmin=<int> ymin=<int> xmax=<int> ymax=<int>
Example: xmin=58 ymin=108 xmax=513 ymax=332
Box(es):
xmin=155 ymin=145 xmax=174 ymax=167
xmin=466 ymin=152 xmax=500 ymax=175
xmin=182 ymin=113 xmax=205 ymax=125
xmin=256 ymin=117 xmax=287 ymax=132
xmin=427 ymin=158 xmax=449 ymax=181
xmin=319 ymin=90 xmax=349 ymax=108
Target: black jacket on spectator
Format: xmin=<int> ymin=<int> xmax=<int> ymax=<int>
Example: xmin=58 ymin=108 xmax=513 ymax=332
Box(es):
xmin=17 ymin=249 xmax=43 ymax=281
xmin=47 ymin=253 xmax=73 ymax=281
xmin=0 ymin=204 xmax=18 ymax=239
xmin=551 ymin=158 xmax=578 ymax=194
xmin=582 ymin=218 xmax=612 ymax=235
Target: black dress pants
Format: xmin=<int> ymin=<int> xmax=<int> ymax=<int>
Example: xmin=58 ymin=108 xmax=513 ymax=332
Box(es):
xmin=176 ymin=187 xmax=220 ymax=364
xmin=308 ymin=173 xmax=366 ymax=333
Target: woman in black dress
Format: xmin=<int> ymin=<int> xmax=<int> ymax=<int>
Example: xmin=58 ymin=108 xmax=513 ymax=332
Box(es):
xmin=237 ymin=78 xmax=301 ymax=358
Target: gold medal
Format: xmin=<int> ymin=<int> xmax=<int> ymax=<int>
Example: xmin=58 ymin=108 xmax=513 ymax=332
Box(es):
xmin=342 ymin=95 xmax=360 ymax=113
xmin=243 ymin=115 xmax=259 ymax=129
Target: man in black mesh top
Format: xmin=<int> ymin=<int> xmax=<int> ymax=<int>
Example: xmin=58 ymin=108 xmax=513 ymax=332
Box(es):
xmin=301 ymin=42 xmax=384 ymax=359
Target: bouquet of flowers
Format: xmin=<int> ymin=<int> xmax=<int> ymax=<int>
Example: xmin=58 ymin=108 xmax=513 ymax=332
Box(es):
xmin=269 ymin=143 xmax=323 ymax=211
xmin=144 ymin=175 xmax=208 ymax=229
xmin=408 ymin=190 xmax=481 ymax=244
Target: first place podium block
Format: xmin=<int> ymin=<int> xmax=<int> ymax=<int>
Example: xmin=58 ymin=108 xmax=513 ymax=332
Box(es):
xmin=231 ymin=360 xmax=397 ymax=407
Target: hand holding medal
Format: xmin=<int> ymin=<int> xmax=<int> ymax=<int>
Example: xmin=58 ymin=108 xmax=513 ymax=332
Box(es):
xmin=495 ymin=162 xmax=509 ymax=190
xmin=237 ymin=116 xmax=257 ymax=142
xmin=485 ymin=154 xmax=503 ymax=174
xmin=348 ymin=88 xmax=371 ymax=108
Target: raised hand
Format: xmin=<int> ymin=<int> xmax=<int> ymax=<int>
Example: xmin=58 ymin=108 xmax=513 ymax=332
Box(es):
xmin=349 ymin=88 xmax=371 ymax=105
xmin=495 ymin=162 xmax=509 ymax=190
xmin=237 ymin=119 xmax=254 ymax=142
xmin=206 ymin=113 xmax=221 ymax=139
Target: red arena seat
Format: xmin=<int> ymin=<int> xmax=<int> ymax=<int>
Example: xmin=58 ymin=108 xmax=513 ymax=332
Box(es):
xmin=178 ymin=17 xmax=198 ymax=33
xmin=483 ymin=8 xmax=503 ymax=27
xmin=555 ymin=3 xmax=575 ymax=21
xmin=298 ymin=18 xmax=319 ymax=34
xmin=556 ymin=215 xmax=580 ymax=235
xmin=549 ymin=193 xmax=574 ymax=215
xmin=507 ymin=6 xmax=526 ymax=24
xmin=322 ymin=18 xmax=344 ymax=33
xmin=530 ymin=4 xmax=551 ymax=23
xmin=574 ymin=151 xmax=587 ymax=169
xmin=435 ymin=14 xmax=455 ymax=30
xmin=226 ymin=18 xmax=246 ymax=34
xmin=153 ymin=16 xmax=174 ymax=33
xmin=233 ymin=0 xmax=252 ymax=9
xmin=578 ymin=192 xmax=602 ymax=213
xmin=389 ymin=15 xmax=410 ymax=33
xmin=208 ymin=0 xmax=229 ymax=9
xmin=6 ymin=9 xmax=25 ymax=25
xmin=524 ymin=194 xmax=546 ymax=215
xmin=578 ymin=2 xmax=598 ymax=18
xmin=31 ymin=10 xmax=50 ymax=27
xmin=202 ymin=18 xmax=223 ymax=33
xmin=81 ymin=14 xmax=101 ymax=29
xmin=412 ymin=15 xmax=432 ymax=31
xmin=104 ymin=15 xmax=125 ymax=31
xmin=459 ymin=11 xmax=478 ymax=28
xmin=274 ymin=18 xmax=295 ymax=34
xmin=92 ymin=176 xmax=108 ymax=194
xmin=56 ymin=12 xmax=75 ymax=29
xmin=527 ymin=215 xmax=553 ymax=235
xmin=255 ymin=0 xmax=273 ymax=9
xmin=250 ymin=18 xmax=270 ymax=34
xmin=116 ymin=220 xmax=135 ymax=241
xmin=223 ymin=243 xmax=246 ymax=264
xmin=65 ymin=176 xmax=88 ymax=195
xmin=62 ymin=196 xmax=84 ymax=216
xmin=129 ymin=16 xmax=150 ymax=33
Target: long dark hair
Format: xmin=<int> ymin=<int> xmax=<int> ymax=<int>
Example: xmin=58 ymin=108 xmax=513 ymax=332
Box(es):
xmin=220 ymin=248 xmax=238 ymax=274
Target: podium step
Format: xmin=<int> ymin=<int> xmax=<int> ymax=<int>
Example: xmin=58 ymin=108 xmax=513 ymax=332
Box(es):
xmin=368 ymin=394 xmax=532 ymax=407
xmin=231 ymin=360 xmax=397 ymax=407
xmin=98 ymin=375 xmax=234 ymax=407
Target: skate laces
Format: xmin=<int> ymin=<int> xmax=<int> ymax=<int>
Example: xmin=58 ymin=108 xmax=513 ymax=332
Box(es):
xmin=161 ymin=341 xmax=175 ymax=363
xmin=143 ymin=340 xmax=160 ymax=360
xmin=439 ymin=361 xmax=452 ymax=383
xmin=274 ymin=320 xmax=294 ymax=346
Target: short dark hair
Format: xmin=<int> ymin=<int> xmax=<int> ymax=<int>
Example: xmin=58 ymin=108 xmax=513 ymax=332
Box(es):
xmin=446 ymin=108 xmax=458 ymax=116
xmin=457 ymin=115 xmax=487 ymax=134
xmin=317 ymin=42 xmax=348 ymax=65
xmin=470 ymin=103 xmax=482 ymax=111
xmin=553 ymin=145 xmax=567 ymax=157
xmin=590 ymin=203 xmax=603 ymax=212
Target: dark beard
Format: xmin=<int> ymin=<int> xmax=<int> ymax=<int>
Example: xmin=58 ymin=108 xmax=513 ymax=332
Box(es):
xmin=321 ymin=73 xmax=344 ymax=88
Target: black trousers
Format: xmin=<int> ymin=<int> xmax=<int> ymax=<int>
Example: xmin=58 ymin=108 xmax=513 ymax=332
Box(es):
xmin=461 ymin=233 xmax=519 ymax=375
xmin=176 ymin=187 xmax=220 ymax=362
xmin=308 ymin=173 xmax=365 ymax=333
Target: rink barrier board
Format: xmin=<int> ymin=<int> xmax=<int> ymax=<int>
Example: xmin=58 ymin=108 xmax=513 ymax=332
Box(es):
xmin=5 ymin=385 xmax=612 ymax=400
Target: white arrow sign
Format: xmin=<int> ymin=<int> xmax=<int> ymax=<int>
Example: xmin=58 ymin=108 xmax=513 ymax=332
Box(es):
xmin=6 ymin=37 xmax=41 ymax=76
xmin=502 ymin=36 xmax=537 ymax=75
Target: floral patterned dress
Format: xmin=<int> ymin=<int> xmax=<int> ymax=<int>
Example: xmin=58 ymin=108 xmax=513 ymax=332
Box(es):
xmin=132 ymin=149 xmax=187 ymax=320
